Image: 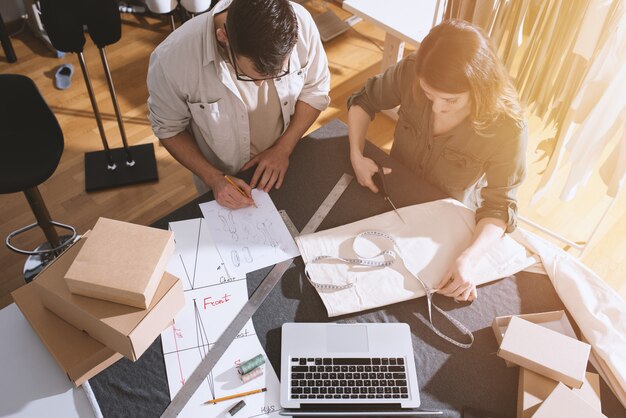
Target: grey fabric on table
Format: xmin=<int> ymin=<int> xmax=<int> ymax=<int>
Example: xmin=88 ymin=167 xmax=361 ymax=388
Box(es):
xmin=89 ymin=120 xmax=625 ymax=417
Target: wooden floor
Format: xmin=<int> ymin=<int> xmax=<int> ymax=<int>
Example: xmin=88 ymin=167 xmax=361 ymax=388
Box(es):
xmin=1 ymin=3 xmax=624 ymax=310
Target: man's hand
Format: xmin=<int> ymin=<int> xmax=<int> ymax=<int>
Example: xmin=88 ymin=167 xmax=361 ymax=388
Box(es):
xmin=208 ymin=175 xmax=254 ymax=209
xmin=435 ymin=253 xmax=478 ymax=302
xmin=241 ymin=144 xmax=291 ymax=192
xmin=350 ymin=154 xmax=391 ymax=193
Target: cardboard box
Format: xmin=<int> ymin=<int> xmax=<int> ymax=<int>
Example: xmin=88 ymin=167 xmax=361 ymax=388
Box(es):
xmin=498 ymin=316 xmax=590 ymax=388
xmin=517 ymin=368 xmax=601 ymax=418
xmin=532 ymin=382 xmax=607 ymax=418
xmin=35 ymin=236 xmax=184 ymax=361
xmin=493 ymin=310 xmax=577 ymax=367
xmin=11 ymin=282 xmax=122 ymax=387
xmin=65 ymin=217 xmax=175 ymax=309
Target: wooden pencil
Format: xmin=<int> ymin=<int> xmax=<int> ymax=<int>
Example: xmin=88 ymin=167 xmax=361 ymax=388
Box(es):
xmin=224 ymin=175 xmax=258 ymax=208
xmin=204 ymin=387 xmax=267 ymax=404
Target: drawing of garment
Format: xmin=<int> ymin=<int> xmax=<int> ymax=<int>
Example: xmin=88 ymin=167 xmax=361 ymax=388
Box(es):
xmin=219 ymin=209 xmax=238 ymax=240
xmin=257 ymin=221 xmax=279 ymax=248
xmin=242 ymin=247 xmax=253 ymax=263
xmin=231 ymin=250 xmax=240 ymax=267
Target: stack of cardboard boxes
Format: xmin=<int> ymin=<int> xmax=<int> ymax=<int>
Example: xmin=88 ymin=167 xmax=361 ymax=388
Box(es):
xmin=11 ymin=218 xmax=184 ymax=385
xmin=493 ymin=311 xmax=606 ymax=417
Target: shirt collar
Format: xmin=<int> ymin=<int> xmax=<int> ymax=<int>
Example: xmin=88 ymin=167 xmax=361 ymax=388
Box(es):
xmin=202 ymin=0 xmax=233 ymax=67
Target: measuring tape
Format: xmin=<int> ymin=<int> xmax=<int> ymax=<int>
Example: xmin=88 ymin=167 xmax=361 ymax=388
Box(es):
xmin=160 ymin=173 xmax=353 ymax=418
xmin=305 ymin=230 xmax=474 ymax=349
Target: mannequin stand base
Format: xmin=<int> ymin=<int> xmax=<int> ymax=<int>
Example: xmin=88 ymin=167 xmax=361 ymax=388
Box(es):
xmin=85 ymin=143 xmax=159 ymax=192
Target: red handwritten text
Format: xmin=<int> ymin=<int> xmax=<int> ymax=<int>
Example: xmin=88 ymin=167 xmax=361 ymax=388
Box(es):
xmin=203 ymin=293 xmax=231 ymax=309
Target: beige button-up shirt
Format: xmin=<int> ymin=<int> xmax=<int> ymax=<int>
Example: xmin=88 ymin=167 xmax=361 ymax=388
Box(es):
xmin=147 ymin=1 xmax=330 ymax=182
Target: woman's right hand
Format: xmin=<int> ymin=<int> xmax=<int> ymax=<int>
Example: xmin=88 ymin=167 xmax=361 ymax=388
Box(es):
xmin=350 ymin=154 xmax=391 ymax=193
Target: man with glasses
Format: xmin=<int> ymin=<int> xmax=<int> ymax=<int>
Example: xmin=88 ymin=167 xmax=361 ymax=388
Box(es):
xmin=147 ymin=0 xmax=330 ymax=208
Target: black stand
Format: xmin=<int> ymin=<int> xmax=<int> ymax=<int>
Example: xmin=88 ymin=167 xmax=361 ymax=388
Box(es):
xmin=0 ymin=12 xmax=17 ymax=63
xmin=76 ymin=48 xmax=159 ymax=191
xmin=85 ymin=143 xmax=158 ymax=191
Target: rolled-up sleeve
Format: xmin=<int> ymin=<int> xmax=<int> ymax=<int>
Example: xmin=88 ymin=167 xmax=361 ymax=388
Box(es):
xmin=476 ymin=120 xmax=528 ymax=233
xmin=146 ymin=51 xmax=191 ymax=140
xmin=347 ymin=54 xmax=414 ymax=120
xmin=296 ymin=8 xmax=330 ymax=111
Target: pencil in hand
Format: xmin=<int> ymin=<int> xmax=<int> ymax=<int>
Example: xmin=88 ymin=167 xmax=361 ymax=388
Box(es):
xmin=223 ymin=175 xmax=258 ymax=208
xmin=204 ymin=387 xmax=267 ymax=404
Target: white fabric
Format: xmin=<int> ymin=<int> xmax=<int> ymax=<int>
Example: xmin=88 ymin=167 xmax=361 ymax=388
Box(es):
xmin=572 ymin=0 xmax=613 ymax=60
xmin=297 ymin=198 xmax=626 ymax=408
xmin=560 ymin=57 xmax=626 ymax=200
xmin=511 ymin=228 xmax=626 ymax=407
xmin=295 ymin=199 xmax=536 ymax=317
xmin=599 ymin=116 xmax=626 ymax=197
xmin=533 ymin=7 xmax=626 ymax=201
xmin=147 ymin=1 xmax=330 ymax=191
xmin=145 ymin=0 xmax=177 ymax=14
xmin=179 ymin=0 xmax=212 ymax=14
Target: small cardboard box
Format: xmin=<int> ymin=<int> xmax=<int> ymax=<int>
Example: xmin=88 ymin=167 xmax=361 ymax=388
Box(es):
xmin=493 ymin=310 xmax=577 ymax=367
xmin=517 ymin=368 xmax=601 ymax=417
xmin=35 ymin=236 xmax=184 ymax=361
xmin=497 ymin=316 xmax=590 ymax=388
xmin=65 ymin=217 xmax=175 ymax=309
xmin=12 ymin=282 xmax=122 ymax=387
xmin=532 ymin=382 xmax=607 ymax=418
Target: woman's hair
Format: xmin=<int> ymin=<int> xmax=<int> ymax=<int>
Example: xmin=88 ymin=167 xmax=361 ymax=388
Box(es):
xmin=414 ymin=19 xmax=523 ymax=133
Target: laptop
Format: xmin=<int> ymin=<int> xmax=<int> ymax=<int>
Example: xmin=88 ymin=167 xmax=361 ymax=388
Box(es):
xmin=280 ymin=322 xmax=442 ymax=416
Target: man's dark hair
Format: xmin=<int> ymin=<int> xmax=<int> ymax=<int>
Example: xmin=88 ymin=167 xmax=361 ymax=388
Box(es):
xmin=226 ymin=0 xmax=298 ymax=76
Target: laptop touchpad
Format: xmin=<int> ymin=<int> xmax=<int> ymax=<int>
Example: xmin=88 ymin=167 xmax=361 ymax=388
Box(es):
xmin=326 ymin=325 xmax=369 ymax=352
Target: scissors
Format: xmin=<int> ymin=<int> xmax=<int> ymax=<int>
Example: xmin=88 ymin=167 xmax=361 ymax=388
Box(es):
xmin=374 ymin=163 xmax=406 ymax=224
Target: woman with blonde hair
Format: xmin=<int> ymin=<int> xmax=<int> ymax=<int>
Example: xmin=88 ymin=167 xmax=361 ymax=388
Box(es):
xmin=347 ymin=19 xmax=526 ymax=302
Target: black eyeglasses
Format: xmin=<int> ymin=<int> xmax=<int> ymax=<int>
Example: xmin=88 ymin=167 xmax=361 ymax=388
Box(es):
xmin=224 ymin=26 xmax=291 ymax=82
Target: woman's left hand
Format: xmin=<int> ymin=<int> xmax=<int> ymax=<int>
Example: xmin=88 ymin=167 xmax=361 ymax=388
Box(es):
xmin=435 ymin=254 xmax=478 ymax=302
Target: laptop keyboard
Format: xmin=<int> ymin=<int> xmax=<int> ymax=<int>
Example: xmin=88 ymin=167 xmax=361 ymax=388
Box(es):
xmin=289 ymin=357 xmax=409 ymax=400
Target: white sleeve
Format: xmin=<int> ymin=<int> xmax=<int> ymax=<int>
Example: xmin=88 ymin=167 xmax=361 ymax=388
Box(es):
xmin=295 ymin=5 xmax=331 ymax=111
xmin=146 ymin=50 xmax=191 ymax=139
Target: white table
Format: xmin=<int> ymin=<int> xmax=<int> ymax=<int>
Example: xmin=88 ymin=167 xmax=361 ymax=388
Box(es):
xmin=0 ymin=303 xmax=100 ymax=418
xmin=343 ymin=0 xmax=444 ymax=70
xmin=343 ymin=0 xmax=444 ymax=119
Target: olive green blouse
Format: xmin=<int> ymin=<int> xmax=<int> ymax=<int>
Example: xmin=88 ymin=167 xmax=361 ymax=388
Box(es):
xmin=348 ymin=53 xmax=527 ymax=232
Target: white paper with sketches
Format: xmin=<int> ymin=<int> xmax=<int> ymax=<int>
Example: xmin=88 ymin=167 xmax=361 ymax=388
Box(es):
xmin=168 ymin=218 xmax=241 ymax=290
xmin=199 ymin=189 xmax=300 ymax=277
xmin=161 ymin=219 xmax=281 ymax=418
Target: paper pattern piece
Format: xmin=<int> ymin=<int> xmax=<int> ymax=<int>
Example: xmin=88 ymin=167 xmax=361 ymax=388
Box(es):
xmin=199 ymin=189 xmax=300 ymax=277
xmin=169 ymin=219 xmax=238 ymax=290
xmin=162 ymin=219 xmax=281 ymax=418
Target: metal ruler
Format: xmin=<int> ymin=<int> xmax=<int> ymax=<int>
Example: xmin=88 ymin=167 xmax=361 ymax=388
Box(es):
xmin=161 ymin=173 xmax=353 ymax=418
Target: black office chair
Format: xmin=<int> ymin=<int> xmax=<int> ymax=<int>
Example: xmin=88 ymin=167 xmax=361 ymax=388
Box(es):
xmin=0 ymin=74 xmax=77 ymax=282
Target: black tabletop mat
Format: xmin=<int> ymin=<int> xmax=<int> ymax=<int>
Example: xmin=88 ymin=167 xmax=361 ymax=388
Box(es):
xmin=89 ymin=120 xmax=625 ymax=417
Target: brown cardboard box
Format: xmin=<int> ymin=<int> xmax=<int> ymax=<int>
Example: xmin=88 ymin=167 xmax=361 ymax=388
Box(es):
xmin=65 ymin=217 xmax=175 ymax=309
xmin=35 ymin=236 xmax=184 ymax=361
xmin=493 ymin=310 xmax=577 ymax=367
xmin=532 ymin=382 xmax=607 ymax=418
xmin=11 ymin=282 xmax=122 ymax=387
xmin=517 ymin=368 xmax=601 ymax=418
xmin=498 ymin=316 xmax=590 ymax=388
